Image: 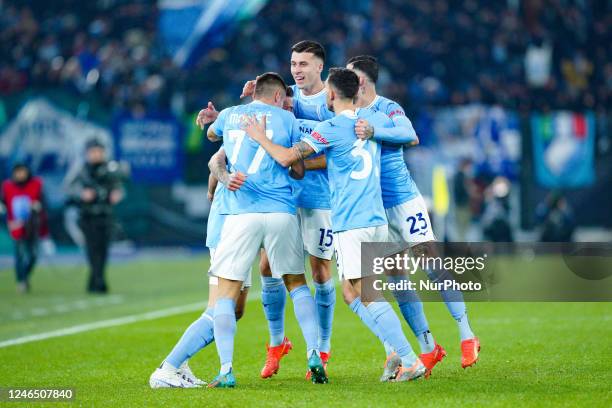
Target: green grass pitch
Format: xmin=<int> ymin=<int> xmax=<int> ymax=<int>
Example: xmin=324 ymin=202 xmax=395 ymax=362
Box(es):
xmin=1 ymin=255 xmax=611 ymax=407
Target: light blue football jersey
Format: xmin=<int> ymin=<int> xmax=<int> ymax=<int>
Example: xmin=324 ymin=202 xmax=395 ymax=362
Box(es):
xmin=365 ymin=95 xmax=420 ymax=208
xmin=206 ymin=183 xmax=227 ymax=249
xmin=295 ymin=118 xmax=331 ymax=209
xmin=290 ymin=85 xmax=332 ymax=122
xmin=303 ymin=109 xmax=389 ymax=232
xmin=210 ymin=101 xmax=302 ymax=215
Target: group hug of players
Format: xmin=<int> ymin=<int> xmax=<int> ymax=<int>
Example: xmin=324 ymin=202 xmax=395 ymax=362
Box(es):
xmin=149 ymin=40 xmax=480 ymax=389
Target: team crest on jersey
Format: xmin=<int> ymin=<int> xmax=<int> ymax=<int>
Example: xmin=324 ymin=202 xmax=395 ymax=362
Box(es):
xmin=311 ymin=131 xmax=329 ymax=144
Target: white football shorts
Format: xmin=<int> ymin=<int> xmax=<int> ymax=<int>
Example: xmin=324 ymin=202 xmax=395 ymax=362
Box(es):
xmin=209 ymin=212 xmax=304 ymax=282
xmin=333 ymin=224 xmax=388 ymax=281
xmin=386 ymin=195 xmax=436 ymax=247
xmin=297 ymin=207 xmax=334 ymax=261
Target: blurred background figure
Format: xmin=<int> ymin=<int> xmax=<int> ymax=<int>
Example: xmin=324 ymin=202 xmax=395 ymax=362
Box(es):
xmin=1 ymin=163 xmax=52 ymax=293
xmin=481 ymin=177 xmax=513 ymax=242
xmin=453 ymin=158 xmax=475 ymax=241
xmin=536 ymin=192 xmax=575 ymax=242
xmin=67 ymin=140 xmax=124 ymax=293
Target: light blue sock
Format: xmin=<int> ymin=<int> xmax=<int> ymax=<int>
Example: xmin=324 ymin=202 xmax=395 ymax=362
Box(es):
xmin=314 ymin=279 xmax=335 ymax=353
xmin=289 ymin=284 xmax=319 ymax=357
xmin=386 ymin=275 xmax=435 ymax=353
xmin=165 ymin=307 xmax=215 ymax=368
xmin=349 ymin=297 xmax=394 ymax=356
xmin=261 ymin=276 xmax=286 ymax=346
xmin=424 ymin=268 xmax=474 ymax=340
xmin=456 ymin=313 xmax=475 ymax=341
xmin=213 ymin=298 xmax=236 ymax=374
xmin=366 ymin=302 xmax=418 ymax=367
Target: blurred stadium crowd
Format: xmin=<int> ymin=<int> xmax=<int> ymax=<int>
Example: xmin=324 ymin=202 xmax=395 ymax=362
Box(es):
xmin=0 ymin=0 xmax=609 ymax=116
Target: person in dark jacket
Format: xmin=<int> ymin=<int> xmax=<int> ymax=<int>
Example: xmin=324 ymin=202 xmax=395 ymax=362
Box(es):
xmin=68 ymin=139 xmax=124 ymax=293
xmin=1 ymin=163 xmax=50 ymax=293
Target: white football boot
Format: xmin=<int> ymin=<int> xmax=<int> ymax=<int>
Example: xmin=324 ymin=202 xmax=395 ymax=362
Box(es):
xmin=149 ymin=362 xmax=200 ymax=388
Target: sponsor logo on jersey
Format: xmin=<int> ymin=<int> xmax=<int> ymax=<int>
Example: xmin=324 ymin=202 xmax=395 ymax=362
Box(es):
xmin=388 ymin=109 xmax=405 ymax=118
xmin=311 ymin=131 xmax=329 ymax=145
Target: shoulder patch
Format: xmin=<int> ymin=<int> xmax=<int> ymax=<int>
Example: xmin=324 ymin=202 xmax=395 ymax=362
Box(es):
xmin=311 ymin=131 xmax=329 ymax=145
xmin=388 ymin=109 xmax=405 ymax=118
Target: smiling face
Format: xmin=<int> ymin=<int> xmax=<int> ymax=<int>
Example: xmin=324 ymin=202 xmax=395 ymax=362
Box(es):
xmin=290 ymin=51 xmax=323 ymax=92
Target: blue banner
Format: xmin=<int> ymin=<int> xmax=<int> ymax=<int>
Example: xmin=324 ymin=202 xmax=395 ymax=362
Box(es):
xmin=112 ymin=112 xmax=184 ymax=183
xmin=531 ymin=111 xmax=595 ymax=188
xmin=158 ymin=0 xmax=267 ymax=68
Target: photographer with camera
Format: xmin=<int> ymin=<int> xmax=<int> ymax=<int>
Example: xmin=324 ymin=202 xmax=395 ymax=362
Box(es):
xmin=1 ymin=163 xmax=53 ymax=293
xmin=68 ymin=139 xmax=124 ymax=293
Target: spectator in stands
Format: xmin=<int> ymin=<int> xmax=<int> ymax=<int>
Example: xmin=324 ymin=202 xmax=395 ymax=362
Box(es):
xmin=536 ymin=191 xmax=575 ymax=242
xmin=0 ymin=163 xmax=51 ymax=293
xmin=0 ymin=1 xmax=608 ymax=115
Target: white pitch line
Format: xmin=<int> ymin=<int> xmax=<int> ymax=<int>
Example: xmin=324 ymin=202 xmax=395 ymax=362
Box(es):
xmin=0 ymin=302 xmax=207 ymax=349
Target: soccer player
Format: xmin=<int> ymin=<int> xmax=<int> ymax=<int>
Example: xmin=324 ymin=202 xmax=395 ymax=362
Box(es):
xmin=347 ymin=55 xmax=480 ymax=370
xmin=241 ymin=41 xmax=336 ymax=380
xmin=243 ymin=68 xmax=426 ymax=382
xmin=206 ymin=72 xmax=328 ymax=387
xmin=149 ymin=148 xmax=250 ymax=388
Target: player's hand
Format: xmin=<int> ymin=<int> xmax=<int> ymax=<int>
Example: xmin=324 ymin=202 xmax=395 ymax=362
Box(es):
xmin=196 ymin=102 xmax=219 ymax=129
xmin=227 ymin=172 xmax=247 ymax=191
xmin=81 ymin=188 xmax=96 ymax=202
xmin=355 ymin=119 xmax=374 ymax=140
xmin=240 ymin=79 xmax=257 ymax=99
xmin=207 ymin=189 xmax=215 ymax=202
xmin=243 ymin=114 xmax=267 ymax=143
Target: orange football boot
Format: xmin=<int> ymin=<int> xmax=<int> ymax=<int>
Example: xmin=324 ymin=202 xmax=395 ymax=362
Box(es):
xmin=260 ymin=337 xmax=293 ymax=378
xmin=461 ymin=337 xmax=480 ymax=368
xmin=419 ymin=343 xmax=447 ymax=378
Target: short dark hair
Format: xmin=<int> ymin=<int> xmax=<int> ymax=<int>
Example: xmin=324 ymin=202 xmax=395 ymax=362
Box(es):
xmin=86 ymin=138 xmax=105 ymax=151
xmin=254 ymin=72 xmax=287 ymax=97
xmin=291 ymin=40 xmax=326 ymax=63
xmin=327 ymin=67 xmax=360 ymax=100
xmin=347 ymin=55 xmax=379 ymax=83
xmin=285 ymin=87 xmax=294 ymax=97
xmin=12 ymin=162 xmax=29 ymax=173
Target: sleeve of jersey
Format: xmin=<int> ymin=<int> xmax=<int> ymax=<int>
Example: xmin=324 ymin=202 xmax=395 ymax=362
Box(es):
xmin=289 ymin=115 xmax=303 ymax=145
xmin=303 ymin=123 xmax=331 ymax=153
xmin=294 ymin=99 xmax=334 ymax=121
xmin=372 ymin=104 xmax=418 ymax=145
xmin=210 ymin=108 xmax=229 ymax=137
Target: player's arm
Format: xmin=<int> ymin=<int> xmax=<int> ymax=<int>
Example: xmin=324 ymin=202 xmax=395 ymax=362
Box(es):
xmin=208 ymin=148 xmax=246 ymax=191
xmin=243 ymin=115 xmax=315 ymax=167
xmin=293 ymin=99 xmax=334 ymax=121
xmin=289 ymin=159 xmax=305 ymax=180
xmin=207 ymin=107 xmax=230 ymax=142
xmin=305 ymin=154 xmax=327 ymax=170
xmin=207 ymin=127 xmax=221 ymax=142
xmin=355 ymin=112 xmax=419 ymax=146
xmin=208 ymin=172 xmax=219 ymax=202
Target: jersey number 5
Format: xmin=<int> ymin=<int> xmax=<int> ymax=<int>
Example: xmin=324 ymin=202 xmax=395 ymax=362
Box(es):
xmin=350 ymin=139 xmax=377 ymax=180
